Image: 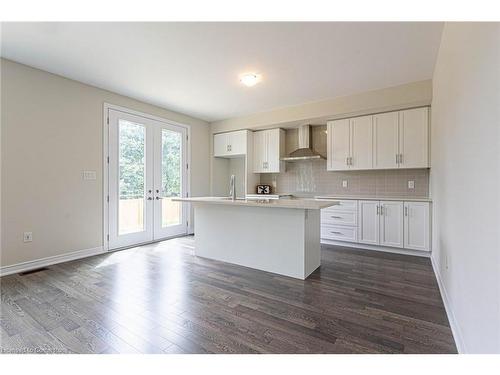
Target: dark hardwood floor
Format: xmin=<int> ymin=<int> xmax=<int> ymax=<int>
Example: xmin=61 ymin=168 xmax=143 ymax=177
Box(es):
xmin=0 ymin=236 xmax=457 ymax=354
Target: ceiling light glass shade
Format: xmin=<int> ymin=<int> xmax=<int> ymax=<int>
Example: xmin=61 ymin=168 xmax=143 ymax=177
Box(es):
xmin=240 ymin=73 xmax=260 ymax=87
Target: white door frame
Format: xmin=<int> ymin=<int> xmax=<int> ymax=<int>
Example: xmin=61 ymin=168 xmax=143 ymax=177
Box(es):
xmin=103 ymin=103 xmax=191 ymax=251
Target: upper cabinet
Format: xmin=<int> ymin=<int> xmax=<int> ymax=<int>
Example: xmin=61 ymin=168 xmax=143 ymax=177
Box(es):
xmin=327 ymin=119 xmax=350 ymax=170
xmin=253 ymin=128 xmax=285 ymax=173
xmin=213 ymin=130 xmax=248 ymax=157
xmin=327 ymin=115 xmax=373 ymax=171
xmin=350 ymin=115 xmax=373 ymax=170
xmin=398 ymin=107 xmax=429 ymax=168
xmin=373 ymin=111 xmax=399 ymax=169
xmin=328 ymin=107 xmax=429 ymax=171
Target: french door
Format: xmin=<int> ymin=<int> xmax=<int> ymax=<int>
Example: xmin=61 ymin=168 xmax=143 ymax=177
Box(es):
xmin=107 ymin=108 xmax=188 ymax=250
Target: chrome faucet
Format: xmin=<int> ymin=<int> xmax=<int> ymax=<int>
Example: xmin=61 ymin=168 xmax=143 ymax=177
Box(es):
xmin=229 ymin=174 xmax=236 ymax=201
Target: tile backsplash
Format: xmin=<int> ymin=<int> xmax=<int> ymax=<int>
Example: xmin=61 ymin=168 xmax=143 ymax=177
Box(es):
xmin=260 ymin=160 xmax=429 ymax=198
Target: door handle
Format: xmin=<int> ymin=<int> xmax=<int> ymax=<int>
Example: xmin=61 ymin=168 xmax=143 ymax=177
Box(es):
xmin=331 ymin=216 xmax=342 ymax=219
xmin=331 ymin=231 xmax=343 ymax=235
xmin=155 ymin=196 xmax=163 ymax=200
xmin=147 ymin=197 xmax=153 ymax=200
xmin=399 ymin=154 xmax=403 ymax=164
xmin=405 ymin=206 xmax=408 ymax=216
xmin=376 ymin=205 xmax=379 ymax=215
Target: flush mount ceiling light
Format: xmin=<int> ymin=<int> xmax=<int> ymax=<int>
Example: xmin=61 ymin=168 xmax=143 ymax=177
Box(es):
xmin=239 ymin=73 xmax=261 ymax=87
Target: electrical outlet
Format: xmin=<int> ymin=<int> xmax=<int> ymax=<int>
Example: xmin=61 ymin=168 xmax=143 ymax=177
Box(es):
xmin=23 ymin=232 xmax=33 ymax=243
xmin=408 ymin=180 xmax=415 ymax=189
xmin=342 ymin=180 xmax=348 ymax=188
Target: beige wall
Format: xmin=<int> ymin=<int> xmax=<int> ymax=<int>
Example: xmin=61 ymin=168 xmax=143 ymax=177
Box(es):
xmin=430 ymin=23 xmax=500 ymax=353
xmin=1 ymin=59 xmax=210 ymax=267
xmin=210 ymin=80 xmax=432 ymax=133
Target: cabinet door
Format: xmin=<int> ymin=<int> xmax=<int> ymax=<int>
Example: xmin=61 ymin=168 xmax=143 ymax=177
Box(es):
xmin=373 ymin=111 xmax=399 ymax=169
xmin=252 ymin=131 xmax=265 ymax=173
xmin=404 ymin=202 xmax=430 ymax=251
xmin=266 ymin=129 xmax=281 ymax=173
xmin=358 ymin=200 xmax=379 ymax=245
xmin=327 ymin=119 xmax=350 ymax=171
xmin=380 ymin=201 xmax=404 ymax=248
xmin=350 ymin=115 xmax=373 ymax=170
xmin=399 ymin=107 xmax=429 ymax=168
xmin=227 ymin=130 xmax=247 ymax=155
xmin=213 ymin=133 xmax=228 ymax=157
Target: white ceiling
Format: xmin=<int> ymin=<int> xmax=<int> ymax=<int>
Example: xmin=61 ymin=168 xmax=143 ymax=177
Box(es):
xmin=1 ymin=22 xmax=443 ymax=122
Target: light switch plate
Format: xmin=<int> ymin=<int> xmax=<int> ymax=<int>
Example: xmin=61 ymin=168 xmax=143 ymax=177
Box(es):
xmin=342 ymin=180 xmax=348 ymax=188
xmin=408 ymin=180 xmax=415 ymax=189
xmin=23 ymin=232 xmax=33 ymax=242
xmin=83 ymin=171 xmax=97 ymax=180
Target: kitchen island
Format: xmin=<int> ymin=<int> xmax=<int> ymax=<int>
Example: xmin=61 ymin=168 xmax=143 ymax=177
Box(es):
xmin=173 ymin=197 xmax=338 ymax=279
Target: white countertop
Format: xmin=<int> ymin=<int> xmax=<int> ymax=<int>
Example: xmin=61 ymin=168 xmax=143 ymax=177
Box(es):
xmin=314 ymin=195 xmax=432 ymax=202
xmin=173 ymin=197 xmax=339 ymax=210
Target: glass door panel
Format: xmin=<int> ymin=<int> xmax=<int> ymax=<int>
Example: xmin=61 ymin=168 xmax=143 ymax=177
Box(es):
xmin=118 ymin=120 xmax=146 ymax=234
xmin=154 ymin=124 xmax=187 ymax=239
xmin=108 ymin=110 xmax=154 ymax=250
xmin=161 ymin=129 xmax=182 ymax=227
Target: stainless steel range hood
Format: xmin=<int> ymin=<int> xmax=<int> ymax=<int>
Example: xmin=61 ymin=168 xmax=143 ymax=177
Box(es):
xmin=281 ymin=125 xmax=326 ymax=162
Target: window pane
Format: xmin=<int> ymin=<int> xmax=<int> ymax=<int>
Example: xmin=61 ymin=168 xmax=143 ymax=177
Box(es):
xmin=118 ymin=120 xmax=145 ymax=234
xmin=161 ymin=129 xmax=182 ymax=227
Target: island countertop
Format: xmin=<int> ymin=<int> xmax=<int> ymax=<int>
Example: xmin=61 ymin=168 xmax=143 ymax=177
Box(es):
xmin=172 ymin=197 xmax=339 ymax=210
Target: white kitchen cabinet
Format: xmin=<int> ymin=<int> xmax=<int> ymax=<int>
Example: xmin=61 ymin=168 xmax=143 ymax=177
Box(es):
xmin=380 ymin=201 xmax=404 ymax=248
xmin=252 ymin=128 xmax=285 ymax=173
xmin=327 ymin=119 xmax=350 ymax=171
xmin=358 ymin=200 xmax=379 ymax=245
xmin=404 ymin=202 xmax=430 ymax=251
xmin=321 ymin=225 xmax=358 ymax=242
xmin=350 ymin=116 xmax=373 ymax=170
xmin=213 ymin=130 xmax=248 ymax=157
xmin=322 ymin=198 xmax=430 ymax=254
xmin=321 ymin=209 xmax=357 ymax=226
xmin=327 ymin=116 xmax=373 ymax=171
xmin=327 ymin=107 xmax=429 ymax=171
xmin=252 ymin=130 xmax=266 ymax=172
xmin=399 ymin=107 xmax=429 ymax=168
xmin=373 ymin=111 xmax=399 ymax=169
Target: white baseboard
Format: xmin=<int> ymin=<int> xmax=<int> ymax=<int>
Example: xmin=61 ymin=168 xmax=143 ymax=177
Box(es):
xmin=430 ymin=254 xmax=466 ymax=353
xmin=0 ymin=246 xmax=106 ymax=277
xmin=321 ymin=239 xmax=430 ymax=258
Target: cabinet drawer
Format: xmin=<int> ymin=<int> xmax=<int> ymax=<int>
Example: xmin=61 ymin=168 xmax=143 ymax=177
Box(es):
xmin=321 ymin=210 xmax=357 ymax=226
xmin=322 ymin=199 xmax=358 ymax=213
xmin=321 ymin=225 xmax=358 ymax=243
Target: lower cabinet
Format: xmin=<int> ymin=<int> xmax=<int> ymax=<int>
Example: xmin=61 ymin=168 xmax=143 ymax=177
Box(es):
xmin=322 ymin=199 xmax=431 ymax=253
xmin=379 ymin=201 xmax=404 ymax=248
xmin=404 ymin=202 xmax=430 ymax=251
xmin=358 ymin=200 xmax=379 ymax=245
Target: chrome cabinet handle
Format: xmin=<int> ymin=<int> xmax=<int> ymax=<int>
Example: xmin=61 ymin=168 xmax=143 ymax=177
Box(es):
xmin=147 ymin=197 xmax=153 ymax=200
xmin=331 ymin=216 xmax=342 ymax=219
xmin=331 ymin=231 xmax=343 ymax=235
xmin=376 ymin=205 xmax=379 ymax=215
xmin=399 ymin=154 xmax=403 ymax=164
xmin=346 ymin=157 xmax=349 ymax=166
xmin=396 ymin=154 xmax=399 ymax=164
xmin=405 ymin=206 xmax=408 ymax=216
xmin=155 ymin=196 xmax=163 ymax=200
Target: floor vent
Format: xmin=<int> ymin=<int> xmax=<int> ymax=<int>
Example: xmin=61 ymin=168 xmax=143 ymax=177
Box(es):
xmin=19 ymin=267 xmax=49 ymax=276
